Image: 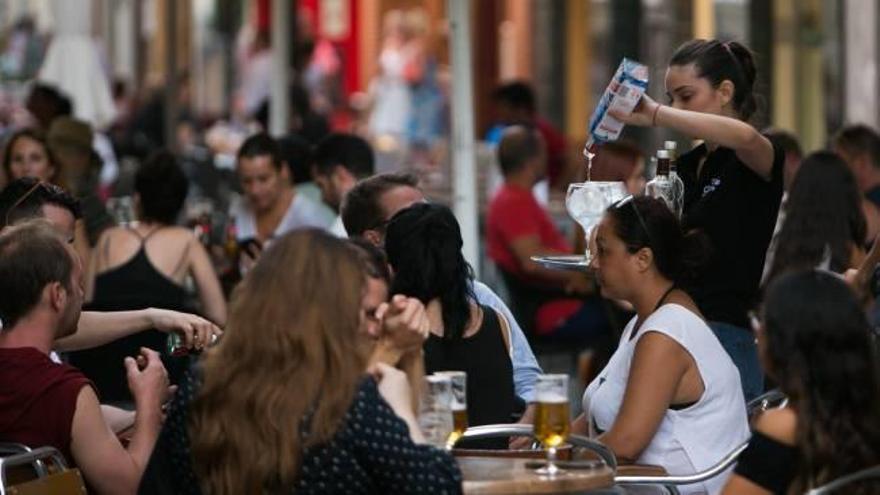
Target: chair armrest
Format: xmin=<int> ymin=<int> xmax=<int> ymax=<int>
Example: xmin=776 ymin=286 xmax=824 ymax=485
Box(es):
xmin=454 ymin=424 xmax=618 ymax=470
xmin=615 ymin=440 xmax=748 ymax=486
xmin=616 ymin=464 xmax=668 ymax=476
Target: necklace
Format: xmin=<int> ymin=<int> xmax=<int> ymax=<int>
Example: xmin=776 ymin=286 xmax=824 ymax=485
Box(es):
xmin=629 ymin=284 xmax=676 ymax=341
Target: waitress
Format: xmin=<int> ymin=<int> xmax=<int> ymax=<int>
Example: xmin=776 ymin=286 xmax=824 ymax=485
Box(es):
xmin=610 ymin=39 xmax=784 ymax=402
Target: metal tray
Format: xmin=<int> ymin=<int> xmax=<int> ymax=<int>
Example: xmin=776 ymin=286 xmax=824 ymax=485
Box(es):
xmin=531 ymin=255 xmax=591 ymax=272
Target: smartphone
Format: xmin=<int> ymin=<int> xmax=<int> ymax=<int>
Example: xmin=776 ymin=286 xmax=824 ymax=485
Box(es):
xmin=237 ymin=237 xmax=263 ymax=254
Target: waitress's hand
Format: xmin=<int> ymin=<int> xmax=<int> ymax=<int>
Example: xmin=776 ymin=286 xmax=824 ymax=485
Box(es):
xmin=608 ymin=93 xmax=662 ymax=127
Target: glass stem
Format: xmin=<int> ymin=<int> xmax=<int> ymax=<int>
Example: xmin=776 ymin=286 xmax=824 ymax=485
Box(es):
xmin=546 ymin=446 xmax=559 ymax=475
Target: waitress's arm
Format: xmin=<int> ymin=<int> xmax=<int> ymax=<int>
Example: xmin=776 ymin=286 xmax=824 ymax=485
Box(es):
xmin=595 ymin=331 xmax=691 ymax=463
xmin=610 ymin=94 xmax=775 ymax=180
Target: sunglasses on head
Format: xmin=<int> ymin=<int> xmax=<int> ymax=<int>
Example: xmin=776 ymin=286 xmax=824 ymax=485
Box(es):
xmin=3 ymin=180 xmax=65 ymax=227
xmin=613 ymin=195 xmax=652 ymax=249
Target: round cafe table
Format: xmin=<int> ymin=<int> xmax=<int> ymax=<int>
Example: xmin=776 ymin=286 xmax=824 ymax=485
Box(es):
xmin=459 ymin=456 xmax=615 ymax=494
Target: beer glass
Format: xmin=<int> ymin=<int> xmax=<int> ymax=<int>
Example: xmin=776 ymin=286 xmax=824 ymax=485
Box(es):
xmin=534 ymin=374 xmax=571 ymax=476
xmin=435 ymin=371 xmax=467 ymax=448
xmin=417 ymin=375 xmax=454 ymax=449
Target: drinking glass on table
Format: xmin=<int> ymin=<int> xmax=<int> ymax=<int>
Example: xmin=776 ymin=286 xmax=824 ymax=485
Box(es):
xmin=534 ymin=374 xmax=571 ymax=476
xmin=435 ymin=371 xmax=468 ymax=448
xmin=417 ymin=374 xmax=454 ymax=449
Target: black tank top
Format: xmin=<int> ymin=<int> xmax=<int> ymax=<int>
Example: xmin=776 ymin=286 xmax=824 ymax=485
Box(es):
xmin=423 ymin=304 xmax=516 ymax=449
xmin=68 ymin=227 xmax=190 ymax=404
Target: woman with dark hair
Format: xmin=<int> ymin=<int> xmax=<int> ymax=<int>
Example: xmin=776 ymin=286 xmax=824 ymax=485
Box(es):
xmin=764 ymin=151 xmax=866 ymax=285
xmin=72 ymin=151 xmax=225 ymax=404
xmin=611 ymin=39 xmax=785 ymax=402
xmin=2 ymin=128 xmax=62 ymax=187
xmin=138 ymin=229 xmax=461 ymax=494
xmin=1 ymin=128 xmax=95 ymax=265
xmin=576 ymin=196 xmax=748 ymax=494
xmin=724 ymin=270 xmax=880 ymax=494
xmin=385 ymin=202 xmax=518 ymax=448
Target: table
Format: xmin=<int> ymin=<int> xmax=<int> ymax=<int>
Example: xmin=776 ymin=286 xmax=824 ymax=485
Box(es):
xmin=460 ymin=456 xmax=615 ymax=494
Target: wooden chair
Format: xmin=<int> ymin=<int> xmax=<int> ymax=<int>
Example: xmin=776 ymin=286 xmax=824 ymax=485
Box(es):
xmin=0 ymin=447 xmax=86 ymax=495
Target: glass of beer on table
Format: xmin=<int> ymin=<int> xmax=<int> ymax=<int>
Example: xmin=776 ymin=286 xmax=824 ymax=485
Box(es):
xmin=534 ymin=374 xmax=571 ymax=476
xmin=435 ymin=371 xmax=467 ymax=448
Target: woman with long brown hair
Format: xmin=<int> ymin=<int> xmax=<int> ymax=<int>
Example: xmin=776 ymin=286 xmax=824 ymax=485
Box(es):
xmin=723 ymin=270 xmax=880 ymax=494
xmin=138 ymin=229 xmax=461 ymax=494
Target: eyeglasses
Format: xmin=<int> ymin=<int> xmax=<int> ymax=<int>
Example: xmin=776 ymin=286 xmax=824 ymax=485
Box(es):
xmin=4 ymin=180 xmax=45 ymax=227
xmin=614 ymin=195 xmax=651 ymax=248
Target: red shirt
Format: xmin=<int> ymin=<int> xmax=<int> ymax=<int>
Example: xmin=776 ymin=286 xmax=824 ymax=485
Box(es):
xmin=487 ymin=183 xmax=571 ymax=280
xmin=536 ymin=118 xmax=567 ymax=187
xmin=0 ymin=347 xmax=94 ymax=465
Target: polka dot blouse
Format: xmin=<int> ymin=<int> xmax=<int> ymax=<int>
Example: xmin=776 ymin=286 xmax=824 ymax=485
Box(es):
xmin=138 ymin=368 xmax=463 ymax=494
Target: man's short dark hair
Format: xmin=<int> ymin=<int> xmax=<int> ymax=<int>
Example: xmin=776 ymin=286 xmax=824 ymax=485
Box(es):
xmin=763 ymin=128 xmax=803 ymax=159
xmin=492 ymin=81 xmax=536 ymax=113
xmin=342 ymin=173 xmax=419 ymax=237
xmin=237 ymin=132 xmax=282 ymax=169
xmin=135 ymin=150 xmax=189 ymax=224
xmin=349 ymin=237 xmax=391 ymax=286
xmin=278 ymin=134 xmax=313 ymax=185
xmin=0 ymin=177 xmax=81 ymax=228
xmin=313 ymin=133 xmax=375 ymax=179
xmin=0 ymin=220 xmax=73 ymax=329
xmin=833 ymin=125 xmax=880 ymax=170
xmin=497 ymin=125 xmax=543 ymax=176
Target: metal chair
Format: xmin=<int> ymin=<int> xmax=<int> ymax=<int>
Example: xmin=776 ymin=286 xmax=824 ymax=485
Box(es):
xmin=0 ymin=446 xmax=86 ymax=495
xmin=614 ymin=440 xmax=750 ymax=495
xmin=747 ymin=389 xmax=788 ymax=420
xmin=805 ymin=465 xmax=880 ymax=494
xmin=451 ymin=423 xmax=618 ymax=470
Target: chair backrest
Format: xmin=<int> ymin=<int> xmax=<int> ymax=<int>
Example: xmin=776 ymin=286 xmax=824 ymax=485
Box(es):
xmin=805 ymin=465 xmax=880 ymax=494
xmin=614 ymin=440 xmax=749 ymax=489
xmin=0 ymin=447 xmax=85 ymax=495
xmin=451 ymin=423 xmax=618 ymax=470
xmin=747 ymin=389 xmax=788 ymax=421
xmin=4 ymin=469 xmax=87 ymax=495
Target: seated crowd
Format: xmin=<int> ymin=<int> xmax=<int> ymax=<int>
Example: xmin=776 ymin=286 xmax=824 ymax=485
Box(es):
xmin=1 ymin=38 xmax=879 ymax=494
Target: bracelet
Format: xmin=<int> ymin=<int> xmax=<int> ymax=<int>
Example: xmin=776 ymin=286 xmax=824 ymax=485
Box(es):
xmin=651 ymin=104 xmax=663 ymax=126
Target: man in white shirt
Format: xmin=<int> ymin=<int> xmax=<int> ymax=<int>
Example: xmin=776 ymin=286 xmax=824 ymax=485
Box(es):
xmin=230 ymin=132 xmax=331 ymax=246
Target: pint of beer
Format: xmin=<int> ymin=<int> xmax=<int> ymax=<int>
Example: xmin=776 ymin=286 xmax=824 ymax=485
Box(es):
xmin=435 ymin=371 xmax=467 ymax=447
xmin=533 ymin=374 xmax=570 ymax=476
xmin=535 ymin=399 xmax=571 ymax=448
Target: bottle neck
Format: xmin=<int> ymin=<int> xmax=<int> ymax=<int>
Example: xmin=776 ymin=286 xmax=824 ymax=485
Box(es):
xmin=656 ymin=158 xmax=670 ymax=176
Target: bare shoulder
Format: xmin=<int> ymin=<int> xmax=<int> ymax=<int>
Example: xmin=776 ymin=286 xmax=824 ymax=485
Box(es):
xmin=753 ymin=407 xmax=797 ymax=446
xmin=157 ymin=225 xmax=197 ymax=239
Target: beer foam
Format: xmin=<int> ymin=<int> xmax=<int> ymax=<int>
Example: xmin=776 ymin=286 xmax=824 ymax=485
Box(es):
xmin=535 ymin=392 xmax=568 ymax=403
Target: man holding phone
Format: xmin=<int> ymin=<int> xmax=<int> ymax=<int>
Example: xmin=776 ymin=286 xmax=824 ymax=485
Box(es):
xmin=229 ymin=132 xmax=331 ymax=268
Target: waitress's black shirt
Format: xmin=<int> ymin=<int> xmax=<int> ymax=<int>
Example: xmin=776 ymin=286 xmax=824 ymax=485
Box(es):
xmin=678 ymin=142 xmax=784 ymax=328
